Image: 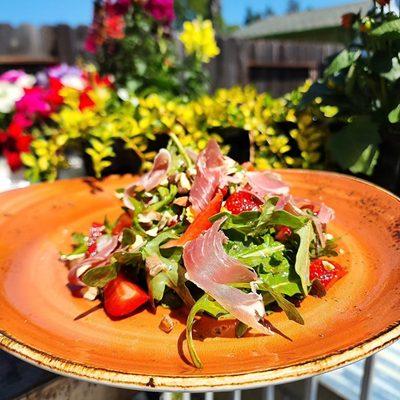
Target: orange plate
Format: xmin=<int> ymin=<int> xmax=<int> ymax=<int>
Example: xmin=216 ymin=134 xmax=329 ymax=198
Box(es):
xmin=0 ymin=171 xmax=399 ymax=392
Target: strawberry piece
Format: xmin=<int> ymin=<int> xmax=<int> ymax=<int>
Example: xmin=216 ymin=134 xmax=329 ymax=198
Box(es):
xmin=275 ymin=226 xmax=292 ymax=242
xmin=225 ymin=191 xmax=262 ymax=215
xmin=309 ymin=259 xmax=347 ymax=289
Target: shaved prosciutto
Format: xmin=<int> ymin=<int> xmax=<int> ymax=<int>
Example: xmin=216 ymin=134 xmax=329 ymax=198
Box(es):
xmin=68 ymin=235 xmax=118 ymax=287
xmin=246 ymin=171 xmax=289 ymax=199
xmin=294 ymin=198 xmax=335 ymax=224
xmin=183 ymin=218 xmax=272 ymax=334
xmin=123 ymin=149 xmax=171 ymax=209
xmin=286 ymin=197 xmax=335 ymax=248
xmin=189 ymin=140 xmax=226 ymax=214
xmin=140 ymin=148 xmax=171 ymax=191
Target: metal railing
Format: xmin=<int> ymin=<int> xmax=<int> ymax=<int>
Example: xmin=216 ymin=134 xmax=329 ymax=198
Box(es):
xmin=159 ymin=354 xmax=377 ymax=400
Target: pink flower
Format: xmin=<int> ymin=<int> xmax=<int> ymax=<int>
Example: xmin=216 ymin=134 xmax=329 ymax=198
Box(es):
xmin=12 ymin=112 xmax=33 ymax=129
xmin=106 ymin=0 xmax=131 ymax=16
xmin=85 ymin=32 xmax=98 ymax=53
xmin=15 ymin=88 xmax=51 ymax=118
xmin=0 ymin=69 xmax=36 ymax=88
xmin=145 ymin=0 xmax=175 ymax=25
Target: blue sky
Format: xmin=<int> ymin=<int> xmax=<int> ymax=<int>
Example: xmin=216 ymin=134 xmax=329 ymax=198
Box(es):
xmin=0 ymin=0 xmax=358 ymax=27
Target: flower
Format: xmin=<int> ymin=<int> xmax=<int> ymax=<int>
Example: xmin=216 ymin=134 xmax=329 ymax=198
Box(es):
xmin=179 ymin=19 xmax=220 ymax=63
xmin=0 ymin=70 xmax=36 ymax=88
xmin=15 ymin=88 xmax=51 ymax=118
xmin=105 ymin=14 xmax=126 ymax=39
xmin=0 ymin=121 xmax=32 ymax=171
xmin=106 ymin=0 xmax=131 ymax=16
xmin=341 ymin=13 xmax=356 ymax=29
xmin=0 ymin=81 xmax=24 ymax=113
xmin=145 ymin=0 xmax=175 ymax=25
xmin=47 ymin=64 xmax=82 ymax=80
xmin=84 ymin=32 xmax=98 ymax=54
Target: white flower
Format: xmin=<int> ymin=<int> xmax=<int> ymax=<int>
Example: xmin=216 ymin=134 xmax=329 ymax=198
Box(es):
xmin=61 ymin=75 xmax=85 ymax=90
xmin=15 ymin=74 xmax=36 ymax=89
xmin=0 ymin=82 xmax=24 ymax=113
xmin=117 ymin=88 xmax=129 ymax=101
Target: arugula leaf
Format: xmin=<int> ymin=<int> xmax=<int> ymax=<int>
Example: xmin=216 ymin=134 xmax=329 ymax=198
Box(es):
xmin=186 ymin=294 xmax=228 ymax=368
xmin=263 ymin=284 xmax=304 ymax=325
xmin=226 ymin=240 xmax=284 ymax=269
xmin=121 ymin=228 xmax=136 ymax=246
xmin=213 ymin=202 xmax=307 ymax=238
xmin=231 ymin=282 xmax=303 ymax=324
xmin=261 ymin=273 xmax=302 ymax=297
xmin=252 ymin=197 xmax=278 ymax=234
xmin=60 ymin=232 xmax=87 ymax=260
xmin=236 ymin=322 xmax=249 ymax=338
xmin=147 ymin=185 xmax=178 ymax=211
xmin=142 ymin=230 xmax=193 ymax=306
xmin=294 ymin=221 xmax=314 ymax=294
xmin=142 ymin=231 xmax=179 ymax=301
xmin=112 ymin=250 xmax=142 ymax=265
xmin=124 ymin=196 xmax=143 ymax=213
xmin=211 ymin=211 xmax=260 ymax=235
xmin=266 ymin=211 xmax=308 ymax=229
xmin=81 ymin=264 xmax=118 ymax=288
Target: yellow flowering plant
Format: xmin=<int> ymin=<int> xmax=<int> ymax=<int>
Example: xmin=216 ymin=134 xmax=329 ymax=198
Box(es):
xmin=87 ymin=0 xmax=220 ymax=100
xmin=179 ymin=19 xmax=220 ymax=63
xmin=24 ymin=81 xmax=327 ymax=182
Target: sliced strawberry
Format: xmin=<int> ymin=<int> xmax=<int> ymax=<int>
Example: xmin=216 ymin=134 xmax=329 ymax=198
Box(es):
xmin=275 ymin=226 xmax=292 ymax=242
xmin=225 ymin=191 xmax=262 ymax=215
xmin=104 ymin=275 xmax=149 ymax=318
xmin=309 ymin=259 xmax=347 ymax=289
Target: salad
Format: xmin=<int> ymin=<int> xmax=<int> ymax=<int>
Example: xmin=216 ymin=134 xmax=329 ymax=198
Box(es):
xmin=63 ymin=137 xmax=346 ymax=368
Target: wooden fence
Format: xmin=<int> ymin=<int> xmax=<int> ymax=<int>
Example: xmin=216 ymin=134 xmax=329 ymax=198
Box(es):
xmin=208 ymin=38 xmax=343 ymax=95
xmin=0 ymin=24 xmax=343 ymax=96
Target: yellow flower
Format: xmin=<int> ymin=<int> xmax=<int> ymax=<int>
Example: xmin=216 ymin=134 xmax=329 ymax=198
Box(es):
xmin=179 ymin=19 xmax=220 ymax=63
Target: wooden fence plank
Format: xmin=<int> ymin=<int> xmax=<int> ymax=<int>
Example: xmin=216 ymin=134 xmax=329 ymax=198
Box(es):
xmin=0 ymin=24 xmax=343 ymax=94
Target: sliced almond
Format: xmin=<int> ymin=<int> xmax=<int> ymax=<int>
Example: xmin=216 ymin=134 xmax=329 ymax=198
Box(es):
xmin=159 ymin=315 xmax=175 ymax=333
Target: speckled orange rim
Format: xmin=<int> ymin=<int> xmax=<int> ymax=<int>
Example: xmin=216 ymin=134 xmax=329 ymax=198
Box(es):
xmin=1 ymin=171 xmax=399 ymax=392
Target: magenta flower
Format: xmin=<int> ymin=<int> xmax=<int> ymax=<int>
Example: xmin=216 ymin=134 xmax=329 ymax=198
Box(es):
xmin=145 ymin=0 xmax=175 ymax=25
xmin=106 ymin=0 xmax=131 ymax=16
xmin=0 ymin=70 xmax=26 ymax=83
xmin=15 ymin=88 xmax=51 ymax=118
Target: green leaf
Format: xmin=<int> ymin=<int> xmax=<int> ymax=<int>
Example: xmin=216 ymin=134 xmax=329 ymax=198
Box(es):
xmin=263 ymin=285 xmax=304 ymax=325
xmin=389 ymin=104 xmax=400 ymax=123
xmin=21 ymin=153 xmax=36 ymax=167
xmin=142 ymin=230 xmax=193 ymax=306
xmin=60 ymin=232 xmax=88 ymax=260
xmin=81 ymin=264 xmax=118 ymax=288
xmin=267 ymin=211 xmax=308 ymax=230
xmin=236 ymin=322 xmax=249 ymax=338
xmin=371 ymin=19 xmax=400 ymax=38
xmin=186 ymin=294 xmax=228 ymax=368
xmin=226 ymin=239 xmax=285 ymax=269
xmin=349 ymin=145 xmax=380 ymax=176
xmin=112 ymin=250 xmax=142 ymax=265
xmin=328 ymin=116 xmax=381 ymax=175
xmin=211 ymin=211 xmax=260 ymax=235
xmin=381 ymin=58 xmax=400 ymax=82
xmin=261 ymin=274 xmax=302 ymax=297
xmin=324 ymin=50 xmax=360 ymax=77
xmin=294 ymin=221 xmax=313 ymax=294
xmin=146 ymin=185 xmax=178 ymax=212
